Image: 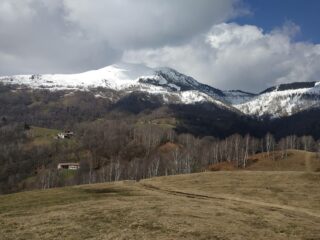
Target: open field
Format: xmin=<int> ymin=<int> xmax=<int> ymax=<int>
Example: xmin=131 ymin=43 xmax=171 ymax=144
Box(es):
xmin=25 ymin=126 xmax=60 ymax=148
xmin=1 ymin=171 xmax=320 ymax=240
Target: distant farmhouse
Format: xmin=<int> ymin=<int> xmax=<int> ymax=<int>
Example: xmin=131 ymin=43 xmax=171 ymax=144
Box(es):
xmin=57 ymin=163 xmax=80 ymax=170
xmin=55 ymin=130 xmax=74 ymax=139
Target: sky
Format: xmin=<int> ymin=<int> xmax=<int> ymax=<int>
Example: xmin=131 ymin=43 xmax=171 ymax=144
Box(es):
xmin=0 ymin=0 xmax=320 ymax=92
xmin=238 ymin=0 xmax=320 ymax=43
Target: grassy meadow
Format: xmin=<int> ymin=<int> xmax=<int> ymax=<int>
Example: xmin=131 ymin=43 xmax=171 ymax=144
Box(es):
xmin=0 ymin=170 xmax=319 ymax=240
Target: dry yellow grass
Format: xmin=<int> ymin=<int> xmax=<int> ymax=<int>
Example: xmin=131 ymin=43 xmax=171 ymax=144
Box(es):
xmin=1 ymin=171 xmax=320 ymax=240
xmin=246 ymin=150 xmax=320 ymax=172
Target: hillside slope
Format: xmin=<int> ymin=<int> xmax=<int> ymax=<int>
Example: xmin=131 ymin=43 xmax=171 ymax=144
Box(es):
xmin=1 ymin=171 xmax=319 ymax=240
xmin=246 ymin=150 xmax=320 ymax=171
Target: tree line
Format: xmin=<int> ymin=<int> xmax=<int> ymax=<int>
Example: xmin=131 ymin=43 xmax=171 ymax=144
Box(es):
xmin=27 ymin=120 xmax=320 ymax=192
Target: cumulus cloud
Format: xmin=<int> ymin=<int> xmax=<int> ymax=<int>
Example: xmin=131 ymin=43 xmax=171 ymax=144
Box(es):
xmin=63 ymin=0 xmax=244 ymax=49
xmin=123 ymin=22 xmax=320 ymax=92
xmin=0 ymin=0 xmax=242 ymax=75
xmin=2 ymin=0 xmax=320 ymax=93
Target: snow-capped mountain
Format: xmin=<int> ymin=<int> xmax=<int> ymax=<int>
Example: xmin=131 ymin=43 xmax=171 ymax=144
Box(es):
xmin=0 ymin=63 xmax=154 ymax=91
xmin=236 ymin=82 xmax=320 ymax=117
xmin=0 ymin=63 xmax=234 ymax=111
xmin=1 ymin=63 xmax=320 ymax=118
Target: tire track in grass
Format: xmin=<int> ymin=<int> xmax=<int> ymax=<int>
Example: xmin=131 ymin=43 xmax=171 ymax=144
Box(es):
xmin=140 ymin=183 xmax=320 ymax=219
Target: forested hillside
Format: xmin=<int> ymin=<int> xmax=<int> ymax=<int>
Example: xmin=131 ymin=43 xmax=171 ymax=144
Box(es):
xmin=1 ymin=84 xmax=320 ymax=194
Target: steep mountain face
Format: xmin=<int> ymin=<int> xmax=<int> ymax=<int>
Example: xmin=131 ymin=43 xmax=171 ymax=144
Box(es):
xmin=236 ymin=82 xmax=320 ymax=118
xmin=138 ymin=67 xmax=224 ymax=96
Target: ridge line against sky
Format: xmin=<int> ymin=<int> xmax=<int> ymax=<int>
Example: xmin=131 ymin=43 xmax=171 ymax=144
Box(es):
xmin=0 ymin=0 xmax=320 ymax=92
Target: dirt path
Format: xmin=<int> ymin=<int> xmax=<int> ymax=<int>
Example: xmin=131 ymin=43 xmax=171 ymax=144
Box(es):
xmin=140 ymin=183 xmax=320 ymax=219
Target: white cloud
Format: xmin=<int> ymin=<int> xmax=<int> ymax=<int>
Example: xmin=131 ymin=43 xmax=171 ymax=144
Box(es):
xmin=0 ymin=0 xmax=243 ymax=75
xmin=0 ymin=0 xmax=35 ymax=22
xmin=123 ymin=22 xmax=320 ymax=92
xmin=62 ymin=0 xmax=243 ymax=48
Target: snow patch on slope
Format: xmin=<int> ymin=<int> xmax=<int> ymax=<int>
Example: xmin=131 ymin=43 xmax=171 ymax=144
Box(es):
xmin=236 ymin=85 xmax=320 ymax=117
xmin=158 ymin=90 xmax=236 ymax=111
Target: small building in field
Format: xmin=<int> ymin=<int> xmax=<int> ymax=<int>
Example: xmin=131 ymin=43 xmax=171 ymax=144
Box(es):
xmin=57 ymin=162 xmax=80 ymax=170
xmin=56 ymin=130 xmax=74 ymax=139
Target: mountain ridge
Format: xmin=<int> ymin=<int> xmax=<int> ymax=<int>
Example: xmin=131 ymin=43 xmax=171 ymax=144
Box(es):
xmin=1 ymin=63 xmax=320 ymax=118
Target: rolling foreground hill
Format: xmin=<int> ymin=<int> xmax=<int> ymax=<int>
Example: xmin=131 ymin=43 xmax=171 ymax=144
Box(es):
xmin=1 ymin=170 xmax=320 ymax=240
